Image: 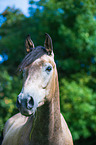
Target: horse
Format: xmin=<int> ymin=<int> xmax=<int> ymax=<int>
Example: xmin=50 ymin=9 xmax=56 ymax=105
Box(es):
xmin=2 ymin=33 xmax=73 ymax=145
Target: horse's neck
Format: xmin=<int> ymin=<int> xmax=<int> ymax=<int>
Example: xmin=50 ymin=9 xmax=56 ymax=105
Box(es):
xmin=29 ymin=73 xmax=62 ymax=143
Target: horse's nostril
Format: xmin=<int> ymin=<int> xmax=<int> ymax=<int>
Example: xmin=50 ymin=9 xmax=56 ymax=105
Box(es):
xmin=16 ymin=97 xmax=21 ymax=108
xmin=27 ymin=96 xmax=34 ymax=110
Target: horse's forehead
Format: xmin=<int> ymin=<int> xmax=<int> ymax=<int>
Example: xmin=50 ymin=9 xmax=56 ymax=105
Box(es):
xmin=32 ymin=54 xmax=55 ymax=67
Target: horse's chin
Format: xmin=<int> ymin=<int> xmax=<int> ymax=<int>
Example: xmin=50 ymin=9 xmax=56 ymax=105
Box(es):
xmin=20 ymin=109 xmax=35 ymax=117
xmin=21 ymin=112 xmax=32 ymax=117
xmin=38 ymin=101 xmax=45 ymax=107
xmin=18 ymin=101 xmax=45 ymax=116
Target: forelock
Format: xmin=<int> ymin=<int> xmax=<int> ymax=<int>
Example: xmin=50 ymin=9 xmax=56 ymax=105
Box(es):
xmin=18 ymin=46 xmax=47 ymax=72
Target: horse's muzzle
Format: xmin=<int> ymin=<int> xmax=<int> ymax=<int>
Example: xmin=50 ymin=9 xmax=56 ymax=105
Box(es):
xmin=26 ymin=96 xmax=34 ymax=110
xmin=16 ymin=95 xmax=34 ymax=111
xmin=16 ymin=96 xmax=21 ymax=109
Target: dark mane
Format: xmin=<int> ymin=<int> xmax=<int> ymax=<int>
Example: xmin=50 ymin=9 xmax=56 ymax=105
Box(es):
xmin=18 ymin=46 xmax=47 ymax=72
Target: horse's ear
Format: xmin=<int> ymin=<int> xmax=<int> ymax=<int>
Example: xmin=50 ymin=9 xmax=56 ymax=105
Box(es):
xmin=25 ymin=35 xmax=35 ymax=53
xmin=44 ymin=33 xmax=53 ymax=55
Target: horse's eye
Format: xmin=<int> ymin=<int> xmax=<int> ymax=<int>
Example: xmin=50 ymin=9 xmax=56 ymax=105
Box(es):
xmin=46 ymin=66 xmax=52 ymax=72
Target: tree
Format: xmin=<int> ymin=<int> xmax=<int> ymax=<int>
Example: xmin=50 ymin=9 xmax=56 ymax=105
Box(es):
xmin=0 ymin=7 xmax=25 ymax=134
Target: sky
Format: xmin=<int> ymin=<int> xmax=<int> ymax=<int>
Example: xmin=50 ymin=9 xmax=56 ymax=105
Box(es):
xmin=0 ymin=0 xmax=29 ymax=16
xmin=0 ymin=0 xmax=30 ymax=63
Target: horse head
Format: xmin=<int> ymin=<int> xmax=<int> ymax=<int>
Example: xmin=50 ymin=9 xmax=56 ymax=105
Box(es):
xmin=16 ymin=33 xmax=57 ymax=116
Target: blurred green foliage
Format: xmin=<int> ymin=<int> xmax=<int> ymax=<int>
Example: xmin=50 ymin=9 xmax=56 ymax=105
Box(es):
xmin=0 ymin=70 xmax=22 ymax=132
xmin=60 ymin=77 xmax=96 ymax=140
xmin=0 ymin=0 xmax=96 ymax=144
